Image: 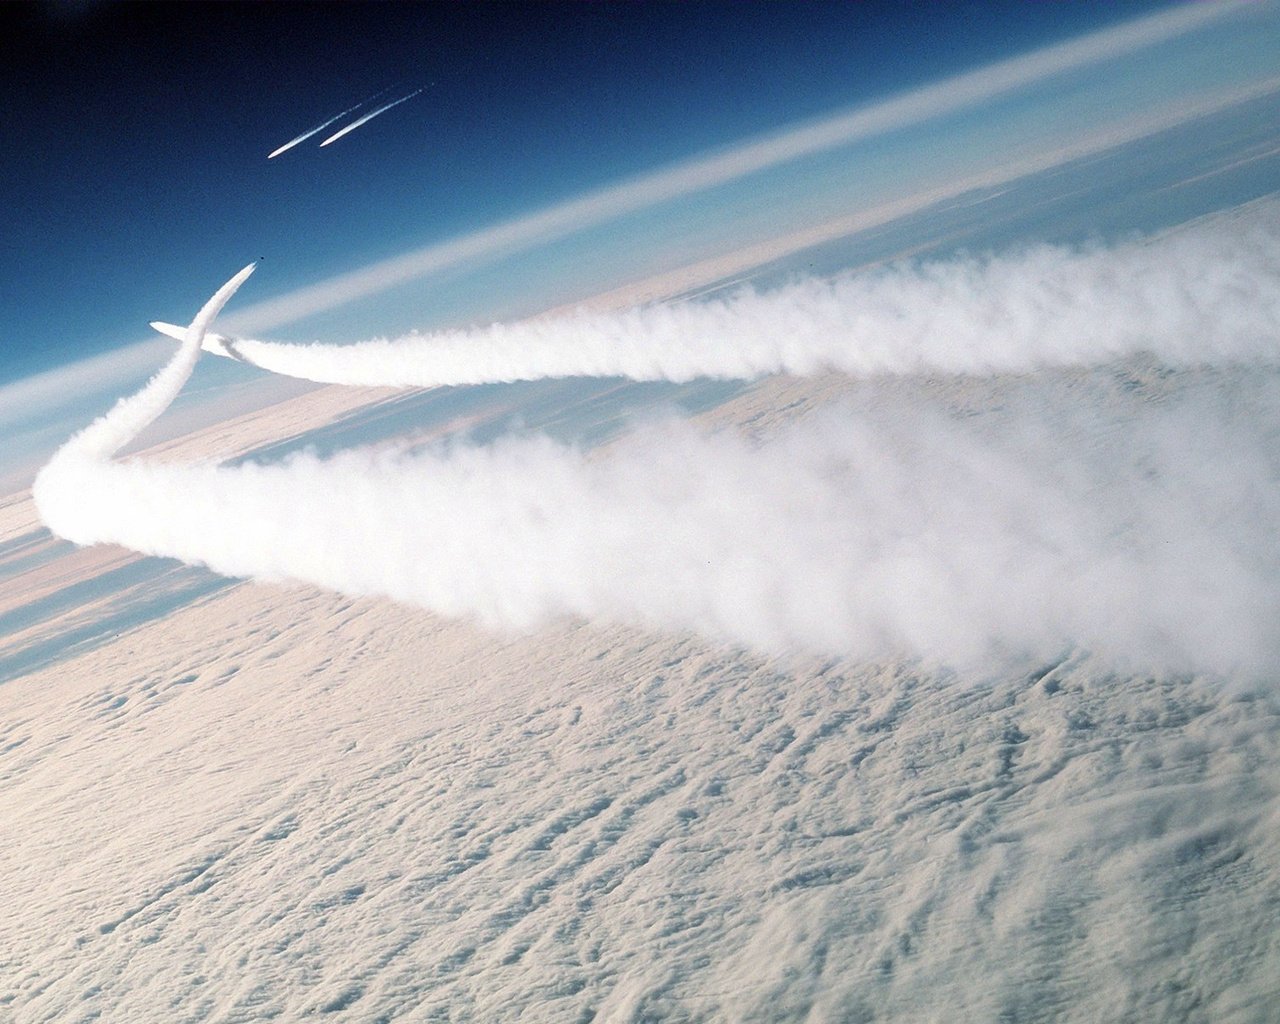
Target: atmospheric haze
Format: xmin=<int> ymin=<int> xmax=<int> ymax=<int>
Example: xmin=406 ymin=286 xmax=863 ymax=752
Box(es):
xmin=195 ymin=1 xmax=1265 ymax=339
xmin=34 ymin=208 xmax=1280 ymax=676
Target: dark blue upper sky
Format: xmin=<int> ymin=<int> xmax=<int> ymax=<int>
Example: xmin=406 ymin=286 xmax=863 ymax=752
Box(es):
xmin=1 ymin=0 xmax=1172 ymax=385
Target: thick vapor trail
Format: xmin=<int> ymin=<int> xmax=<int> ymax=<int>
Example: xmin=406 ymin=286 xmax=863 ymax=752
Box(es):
xmin=31 ymin=376 xmax=1280 ymax=676
xmin=34 ymin=210 xmax=1280 ymax=677
xmin=151 ymin=204 xmax=1280 ymax=388
xmin=319 ymin=88 xmax=424 ymax=148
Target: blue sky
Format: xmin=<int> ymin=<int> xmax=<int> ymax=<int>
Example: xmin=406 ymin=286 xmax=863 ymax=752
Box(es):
xmin=1 ymin=0 xmax=1178 ymax=384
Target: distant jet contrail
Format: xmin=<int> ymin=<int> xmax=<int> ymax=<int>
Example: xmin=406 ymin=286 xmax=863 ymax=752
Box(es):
xmin=319 ymin=88 xmax=424 ymax=148
xmin=269 ymin=104 xmax=364 ymax=159
xmin=267 ymin=89 xmax=393 ymax=159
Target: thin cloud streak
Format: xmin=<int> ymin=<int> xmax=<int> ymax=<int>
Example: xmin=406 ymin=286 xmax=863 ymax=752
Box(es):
xmin=0 ymin=340 xmax=172 ymax=430
xmin=318 ymin=88 xmax=424 ymax=148
xmin=268 ymin=88 xmax=395 ymax=158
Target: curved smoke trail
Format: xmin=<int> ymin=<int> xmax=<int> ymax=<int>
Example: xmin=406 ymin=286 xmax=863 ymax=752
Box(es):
xmin=29 ymin=374 xmax=1280 ymax=677
xmin=34 ymin=264 xmax=256 ymax=541
xmin=155 ymin=204 xmax=1280 ymax=388
xmin=33 ymin=208 xmax=1280 ymax=677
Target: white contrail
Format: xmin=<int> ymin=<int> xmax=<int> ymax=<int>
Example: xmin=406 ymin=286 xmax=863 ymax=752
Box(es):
xmin=31 ymin=374 xmax=1280 ymax=677
xmin=152 ymin=203 xmax=1280 ymax=388
xmin=319 ymin=88 xmax=424 ymax=148
xmin=268 ymin=103 xmax=366 ymax=159
xmin=34 ymin=262 xmax=255 ymax=554
xmin=36 ymin=216 xmax=1280 ymax=676
xmin=56 ymin=263 xmax=257 ymax=462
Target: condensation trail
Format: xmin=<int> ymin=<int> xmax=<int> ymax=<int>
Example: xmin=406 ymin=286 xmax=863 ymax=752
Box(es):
xmin=150 ymin=203 xmax=1280 ymax=388
xmin=57 ymin=264 xmax=257 ymax=461
xmin=269 ymin=105 xmax=363 ymax=159
xmin=319 ymin=88 xmax=424 ymax=148
xmin=267 ymin=89 xmax=391 ymax=159
xmin=35 ymin=230 xmax=1280 ymax=676
xmin=33 ymin=362 xmax=1280 ymax=677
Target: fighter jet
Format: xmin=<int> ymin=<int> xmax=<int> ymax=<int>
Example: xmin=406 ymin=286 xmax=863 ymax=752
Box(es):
xmin=150 ymin=321 xmax=246 ymax=362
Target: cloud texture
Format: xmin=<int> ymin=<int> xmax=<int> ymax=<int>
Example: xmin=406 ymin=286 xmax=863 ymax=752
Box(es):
xmin=33 ymin=208 xmax=1280 ymax=676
